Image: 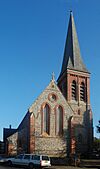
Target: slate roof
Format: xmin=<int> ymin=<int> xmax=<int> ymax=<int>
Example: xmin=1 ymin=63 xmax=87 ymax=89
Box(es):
xmin=3 ymin=128 xmax=17 ymax=141
xmin=59 ymin=12 xmax=89 ymax=77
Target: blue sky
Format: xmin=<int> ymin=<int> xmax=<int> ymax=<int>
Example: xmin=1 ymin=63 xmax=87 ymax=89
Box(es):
xmin=0 ymin=0 xmax=100 ymax=140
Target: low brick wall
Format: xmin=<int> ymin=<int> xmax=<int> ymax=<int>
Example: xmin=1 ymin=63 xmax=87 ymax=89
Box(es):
xmin=51 ymin=157 xmax=68 ymax=165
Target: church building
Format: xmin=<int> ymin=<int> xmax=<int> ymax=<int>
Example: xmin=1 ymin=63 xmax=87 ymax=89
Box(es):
xmin=4 ymin=12 xmax=93 ymax=157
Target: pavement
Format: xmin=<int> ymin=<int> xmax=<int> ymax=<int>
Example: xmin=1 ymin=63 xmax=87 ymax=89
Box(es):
xmin=50 ymin=166 xmax=99 ymax=169
xmin=0 ymin=165 xmax=99 ymax=169
xmin=0 ymin=162 xmax=100 ymax=169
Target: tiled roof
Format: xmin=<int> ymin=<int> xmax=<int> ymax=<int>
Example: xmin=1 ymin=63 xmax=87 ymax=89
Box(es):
xmin=59 ymin=12 xmax=89 ymax=77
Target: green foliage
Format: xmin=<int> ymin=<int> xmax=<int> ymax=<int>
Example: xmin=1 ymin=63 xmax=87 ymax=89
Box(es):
xmin=93 ymin=137 xmax=100 ymax=151
xmin=96 ymin=120 xmax=100 ymax=133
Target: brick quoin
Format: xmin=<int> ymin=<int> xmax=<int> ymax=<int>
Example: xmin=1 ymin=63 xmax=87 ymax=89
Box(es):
xmin=29 ymin=113 xmax=35 ymax=153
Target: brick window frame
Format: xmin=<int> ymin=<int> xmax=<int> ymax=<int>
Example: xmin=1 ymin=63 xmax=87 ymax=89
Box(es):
xmin=41 ymin=103 xmax=50 ymax=135
xmin=48 ymin=93 xmax=58 ymax=103
xmin=55 ymin=105 xmax=64 ymax=136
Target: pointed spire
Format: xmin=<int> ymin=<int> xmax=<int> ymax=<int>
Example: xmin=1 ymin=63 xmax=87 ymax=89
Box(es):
xmin=59 ymin=11 xmax=89 ymax=76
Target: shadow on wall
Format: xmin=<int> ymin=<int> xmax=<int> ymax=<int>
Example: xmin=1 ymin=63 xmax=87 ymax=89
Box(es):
xmin=6 ymin=108 xmax=93 ymax=159
xmin=17 ymin=111 xmax=30 ymax=155
xmin=66 ymin=109 xmax=93 ymax=158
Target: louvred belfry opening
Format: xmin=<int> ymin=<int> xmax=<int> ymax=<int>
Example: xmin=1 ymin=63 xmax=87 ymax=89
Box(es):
xmin=71 ymin=80 xmax=77 ymax=100
xmin=57 ymin=11 xmax=90 ymax=105
xmin=80 ymin=82 xmax=85 ymax=102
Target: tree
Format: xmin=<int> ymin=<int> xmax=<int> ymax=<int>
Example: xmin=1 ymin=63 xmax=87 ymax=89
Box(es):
xmin=93 ymin=137 xmax=100 ymax=151
xmin=96 ymin=120 xmax=100 ymax=133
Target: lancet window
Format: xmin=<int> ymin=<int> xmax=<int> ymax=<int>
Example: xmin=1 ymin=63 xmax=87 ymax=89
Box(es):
xmin=43 ymin=104 xmax=50 ymax=134
xmin=56 ymin=106 xmax=63 ymax=135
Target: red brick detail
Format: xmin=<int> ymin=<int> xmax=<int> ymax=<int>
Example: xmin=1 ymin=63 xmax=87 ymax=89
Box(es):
xmin=48 ymin=93 xmax=58 ymax=102
xmin=29 ymin=113 xmax=35 ymax=153
xmin=58 ymin=70 xmax=90 ymax=104
xmin=7 ymin=143 xmax=13 ymax=155
xmin=41 ymin=103 xmax=51 ymax=135
xmin=67 ymin=73 xmax=71 ymax=101
xmin=69 ymin=117 xmax=77 ymax=155
xmin=54 ymin=105 xmax=64 ymax=136
xmin=86 ymin=77 xmax=90 ymax=105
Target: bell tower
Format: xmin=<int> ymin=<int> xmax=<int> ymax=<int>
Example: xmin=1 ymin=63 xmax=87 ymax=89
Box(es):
xmin=57 ymin=12 xmax=93 ymax=154
xmin=58 ymin=11 xmax=90 ymax=107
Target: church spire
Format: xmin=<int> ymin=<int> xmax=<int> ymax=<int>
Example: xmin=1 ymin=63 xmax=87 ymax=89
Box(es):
xmin=59 ymin=11 xmax=89 ymax=77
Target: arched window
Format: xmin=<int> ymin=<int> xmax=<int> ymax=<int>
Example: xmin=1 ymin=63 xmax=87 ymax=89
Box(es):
xmin=56 ymin=106 xmax=63 ymax=135
xmin=71 ymin=80 xmax=77 ymax=100
xmin=80 ymin=82 xmax=85 ymax=101
xmin=43 ymin=104 xmax=50 ymax=134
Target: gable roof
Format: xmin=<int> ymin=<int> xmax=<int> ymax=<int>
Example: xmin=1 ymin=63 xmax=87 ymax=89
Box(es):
xmin=29 ymin=77 xmax=74 ymax=116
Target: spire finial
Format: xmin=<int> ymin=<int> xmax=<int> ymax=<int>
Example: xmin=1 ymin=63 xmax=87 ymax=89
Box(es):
xmin=51 ymin=72 xmax=55 ymax=81
xmin=70 ymin=10 xmax=72 ymax=13
xmin=70 ymin=10 xmax=73 ymax=16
